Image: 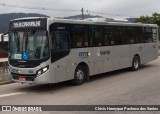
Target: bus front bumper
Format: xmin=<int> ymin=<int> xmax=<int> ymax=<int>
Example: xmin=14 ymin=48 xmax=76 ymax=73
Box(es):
xmin=9 ymin=70 xmax=52 ymax=84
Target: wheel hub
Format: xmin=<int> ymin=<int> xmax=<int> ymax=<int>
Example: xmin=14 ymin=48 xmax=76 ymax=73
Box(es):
xmin=134 ymin=59 xmax=139 ymax=69
xmin=76 ymin=70 xmax=84 ymax=80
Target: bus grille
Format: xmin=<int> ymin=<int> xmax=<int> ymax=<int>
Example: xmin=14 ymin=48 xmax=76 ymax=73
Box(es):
xmin=11 ymin=73 xmax=36 ymax=81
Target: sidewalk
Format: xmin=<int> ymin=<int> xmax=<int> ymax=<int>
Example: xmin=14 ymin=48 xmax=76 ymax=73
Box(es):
xmin=0 ymin=58 xmax=8 ymax=62
xmin=0 ymin=58 xmax=10 ymax=85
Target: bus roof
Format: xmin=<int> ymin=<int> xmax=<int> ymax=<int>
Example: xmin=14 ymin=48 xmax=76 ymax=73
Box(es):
xmin=11 ymin=17 xmax=47 ymax=21
xmin=51 ymin=18 xmax=158 ymax=27
xmin=11 ymin=17 xmax=158 ymax=28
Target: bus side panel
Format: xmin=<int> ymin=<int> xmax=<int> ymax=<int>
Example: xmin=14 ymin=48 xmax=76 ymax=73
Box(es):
xmin=144 ymin=42 xmax=158 ymax=63
xmin=130 ymin=44 xmax=145 ymax=64
xmin=48 ymin=64 xmax=56 ymax=83
xmin=113 ymin=45 xmax=131 ymax=70
xmin=66 ymin=48 xmax=94 ymax=80
xmin=103 ymin=46 xmax=114 ymax=73
xmin=66 ymin=50 xmax=76 ymax=80
xmin=50 ymin=56 xmax=69 ymax=83
xmin=93 ymin=47 xmax=104 ymax=75
xmin=155 ymin=41 xmax=159 ymax=59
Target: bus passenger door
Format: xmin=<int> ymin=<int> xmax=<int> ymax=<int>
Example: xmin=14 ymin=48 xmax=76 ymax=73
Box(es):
xmin=51 ymin=31 xmax=70 ymax=82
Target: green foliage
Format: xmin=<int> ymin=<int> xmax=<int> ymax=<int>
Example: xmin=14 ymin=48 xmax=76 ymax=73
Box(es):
xmin=136 ymin=13 xmax=160 ymax=40
xmin=136 ymin=13 xmax=160 ymax=25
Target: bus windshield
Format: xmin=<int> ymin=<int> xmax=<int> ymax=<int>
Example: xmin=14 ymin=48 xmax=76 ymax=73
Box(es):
xmin=9 ymin=31 xmax=49 ymax=60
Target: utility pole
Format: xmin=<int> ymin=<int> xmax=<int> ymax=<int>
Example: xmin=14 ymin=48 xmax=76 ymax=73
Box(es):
xmin=81 ymin=8 xmax=84 ymax=20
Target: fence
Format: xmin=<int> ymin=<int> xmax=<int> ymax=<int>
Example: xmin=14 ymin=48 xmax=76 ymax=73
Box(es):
xmin=0 ymin=62 xmax=11 ymax=82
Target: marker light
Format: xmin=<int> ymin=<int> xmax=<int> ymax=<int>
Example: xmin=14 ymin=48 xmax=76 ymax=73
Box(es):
xmin=38 ymin=70 xmax=42 ymax=75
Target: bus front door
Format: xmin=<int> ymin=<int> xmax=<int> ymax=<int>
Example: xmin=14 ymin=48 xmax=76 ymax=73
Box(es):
xmin=51 ymin=31 xmax=70 ymax=83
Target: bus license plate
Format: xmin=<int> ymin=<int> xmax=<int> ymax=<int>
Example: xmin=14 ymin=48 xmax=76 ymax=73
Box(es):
xmin=19 ymin=77 xmax=26 ymax=81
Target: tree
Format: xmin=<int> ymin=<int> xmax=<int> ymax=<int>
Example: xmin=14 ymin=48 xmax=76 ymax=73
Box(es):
xmin=136 ymin=13 xmax=160 ymax=40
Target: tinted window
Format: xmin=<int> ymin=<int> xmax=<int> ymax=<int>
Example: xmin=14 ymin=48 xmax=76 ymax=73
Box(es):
xmin=114 ymin=26 xmax=125 ymax=45
xmin=135 ymin=27 xmax=144 ymax=43
xmin=144 ymin=27 xmax=153 ymax=43
xmin=125 ymin=27 xmax=135 ymax=44
xmin=92 ymin=27 xmax=102 ymax=46
xmin=102 ymin=26 xmax=114 ymax=46
xmin=71 ymin=25 xmax=88 ymax=48
xmin=52 ymin=31 xmax=69 ymax=52
xmin=88 ymin=27 xmax=92 ymax=46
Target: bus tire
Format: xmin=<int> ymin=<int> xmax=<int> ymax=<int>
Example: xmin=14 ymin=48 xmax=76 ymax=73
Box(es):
xmin=131 ymin=56 xmax=140 ymax=71
xmin=72 ymin=65 xmax=86 ymax=85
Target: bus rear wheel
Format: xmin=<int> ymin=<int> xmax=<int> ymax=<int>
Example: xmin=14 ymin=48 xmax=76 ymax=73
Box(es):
xmin=72 ymin=65 xmax=86 ymax=85
xmin=131 ymin=56 xmax=140 ymax=71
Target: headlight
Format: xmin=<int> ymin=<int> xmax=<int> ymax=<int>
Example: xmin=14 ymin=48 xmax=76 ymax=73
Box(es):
xmin=37 ymin=65 xmax=49 ymax=76
xmin=43 ymin=67 xmax=48 ymax=72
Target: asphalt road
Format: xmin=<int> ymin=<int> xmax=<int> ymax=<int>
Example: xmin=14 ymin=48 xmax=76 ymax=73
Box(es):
xmin=0 ymin=58 xmax=160 ymax=114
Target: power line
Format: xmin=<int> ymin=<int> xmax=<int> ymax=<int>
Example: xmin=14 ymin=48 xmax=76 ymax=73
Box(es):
xmin=0 ymin=2 xmax=137 ymax=18
xmin=0 ymin=3 xmax=80 ymax=12
xmin=86 ymin=9 xmax=137 ymax=18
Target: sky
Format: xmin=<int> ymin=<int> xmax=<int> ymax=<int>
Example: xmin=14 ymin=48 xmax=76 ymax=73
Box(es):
xmin=0 ymin=0 xmax=159 ymax=19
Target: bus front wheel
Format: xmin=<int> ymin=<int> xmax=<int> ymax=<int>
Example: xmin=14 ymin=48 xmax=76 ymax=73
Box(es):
xmin=131 ymin=56 xmax=140 ymax=71
xmin=72 ymin=65 xmax=86 ymax=85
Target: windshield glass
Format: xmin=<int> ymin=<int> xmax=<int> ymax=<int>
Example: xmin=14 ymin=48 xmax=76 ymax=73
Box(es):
xmin=9 ymin=31 xmax=49 ymax=60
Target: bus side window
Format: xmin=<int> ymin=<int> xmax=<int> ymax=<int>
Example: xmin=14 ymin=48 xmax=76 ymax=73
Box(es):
xmin=102 ymin=26 xmax=112 ymax=46
xmin=83 ymin=27 xmax=89 ymax=47
xmin=125 ymin=27 xmax=135 ymax=44
xmin=92 ymin=27 xmax=102 ymax=47
xmin=72 ymin=25 xmax=89 ymax=48
xmin=55 ymin=33 xmax=63 ymax=51
xmin=135 ymin=27 xmax=144 ymax=43
xmin=114 ymin=26 xmax=125 ymax=45
xmin=144 ymin=27 xmax=153 ymax=43
xmin=76 ymin=35 xmax=82 ymax=47
xmin=72 ymin=26 xmax=83 ymax=48
xmin=52 ymin=31 xmax=69 ymax=52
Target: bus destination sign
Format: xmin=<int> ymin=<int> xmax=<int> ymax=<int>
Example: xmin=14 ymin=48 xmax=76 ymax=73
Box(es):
xmin=13 ymin=21 xmax=41 ymax=28
xmin=10 ymin=19 xmax=47 ymax=30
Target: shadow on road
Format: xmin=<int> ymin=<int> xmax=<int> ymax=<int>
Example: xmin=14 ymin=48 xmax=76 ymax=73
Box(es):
xmin=16 ymin=81 xmax=72 ymax=93
xmin=89 ymin=64 xmax=157 ymax=82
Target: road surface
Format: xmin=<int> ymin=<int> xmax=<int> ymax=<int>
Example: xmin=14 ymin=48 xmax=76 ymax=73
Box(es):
xmin=0 ymin=58 xmax=160 ymax=114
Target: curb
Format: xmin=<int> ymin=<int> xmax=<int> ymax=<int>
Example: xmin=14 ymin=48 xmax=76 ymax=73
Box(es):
xmin=0 ymin=81 xmax=13 ymax=85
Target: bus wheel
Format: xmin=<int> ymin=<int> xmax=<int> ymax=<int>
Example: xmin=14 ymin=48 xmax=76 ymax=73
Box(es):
xmin=131 ymin=56 xmax=140 ymax=71
xmin=72 ymin=65 xmax=86 ymax=85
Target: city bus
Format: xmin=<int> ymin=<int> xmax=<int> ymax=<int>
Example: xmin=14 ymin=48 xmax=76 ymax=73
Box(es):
xmin=5 ymin=17 xmax=159 ymax=85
